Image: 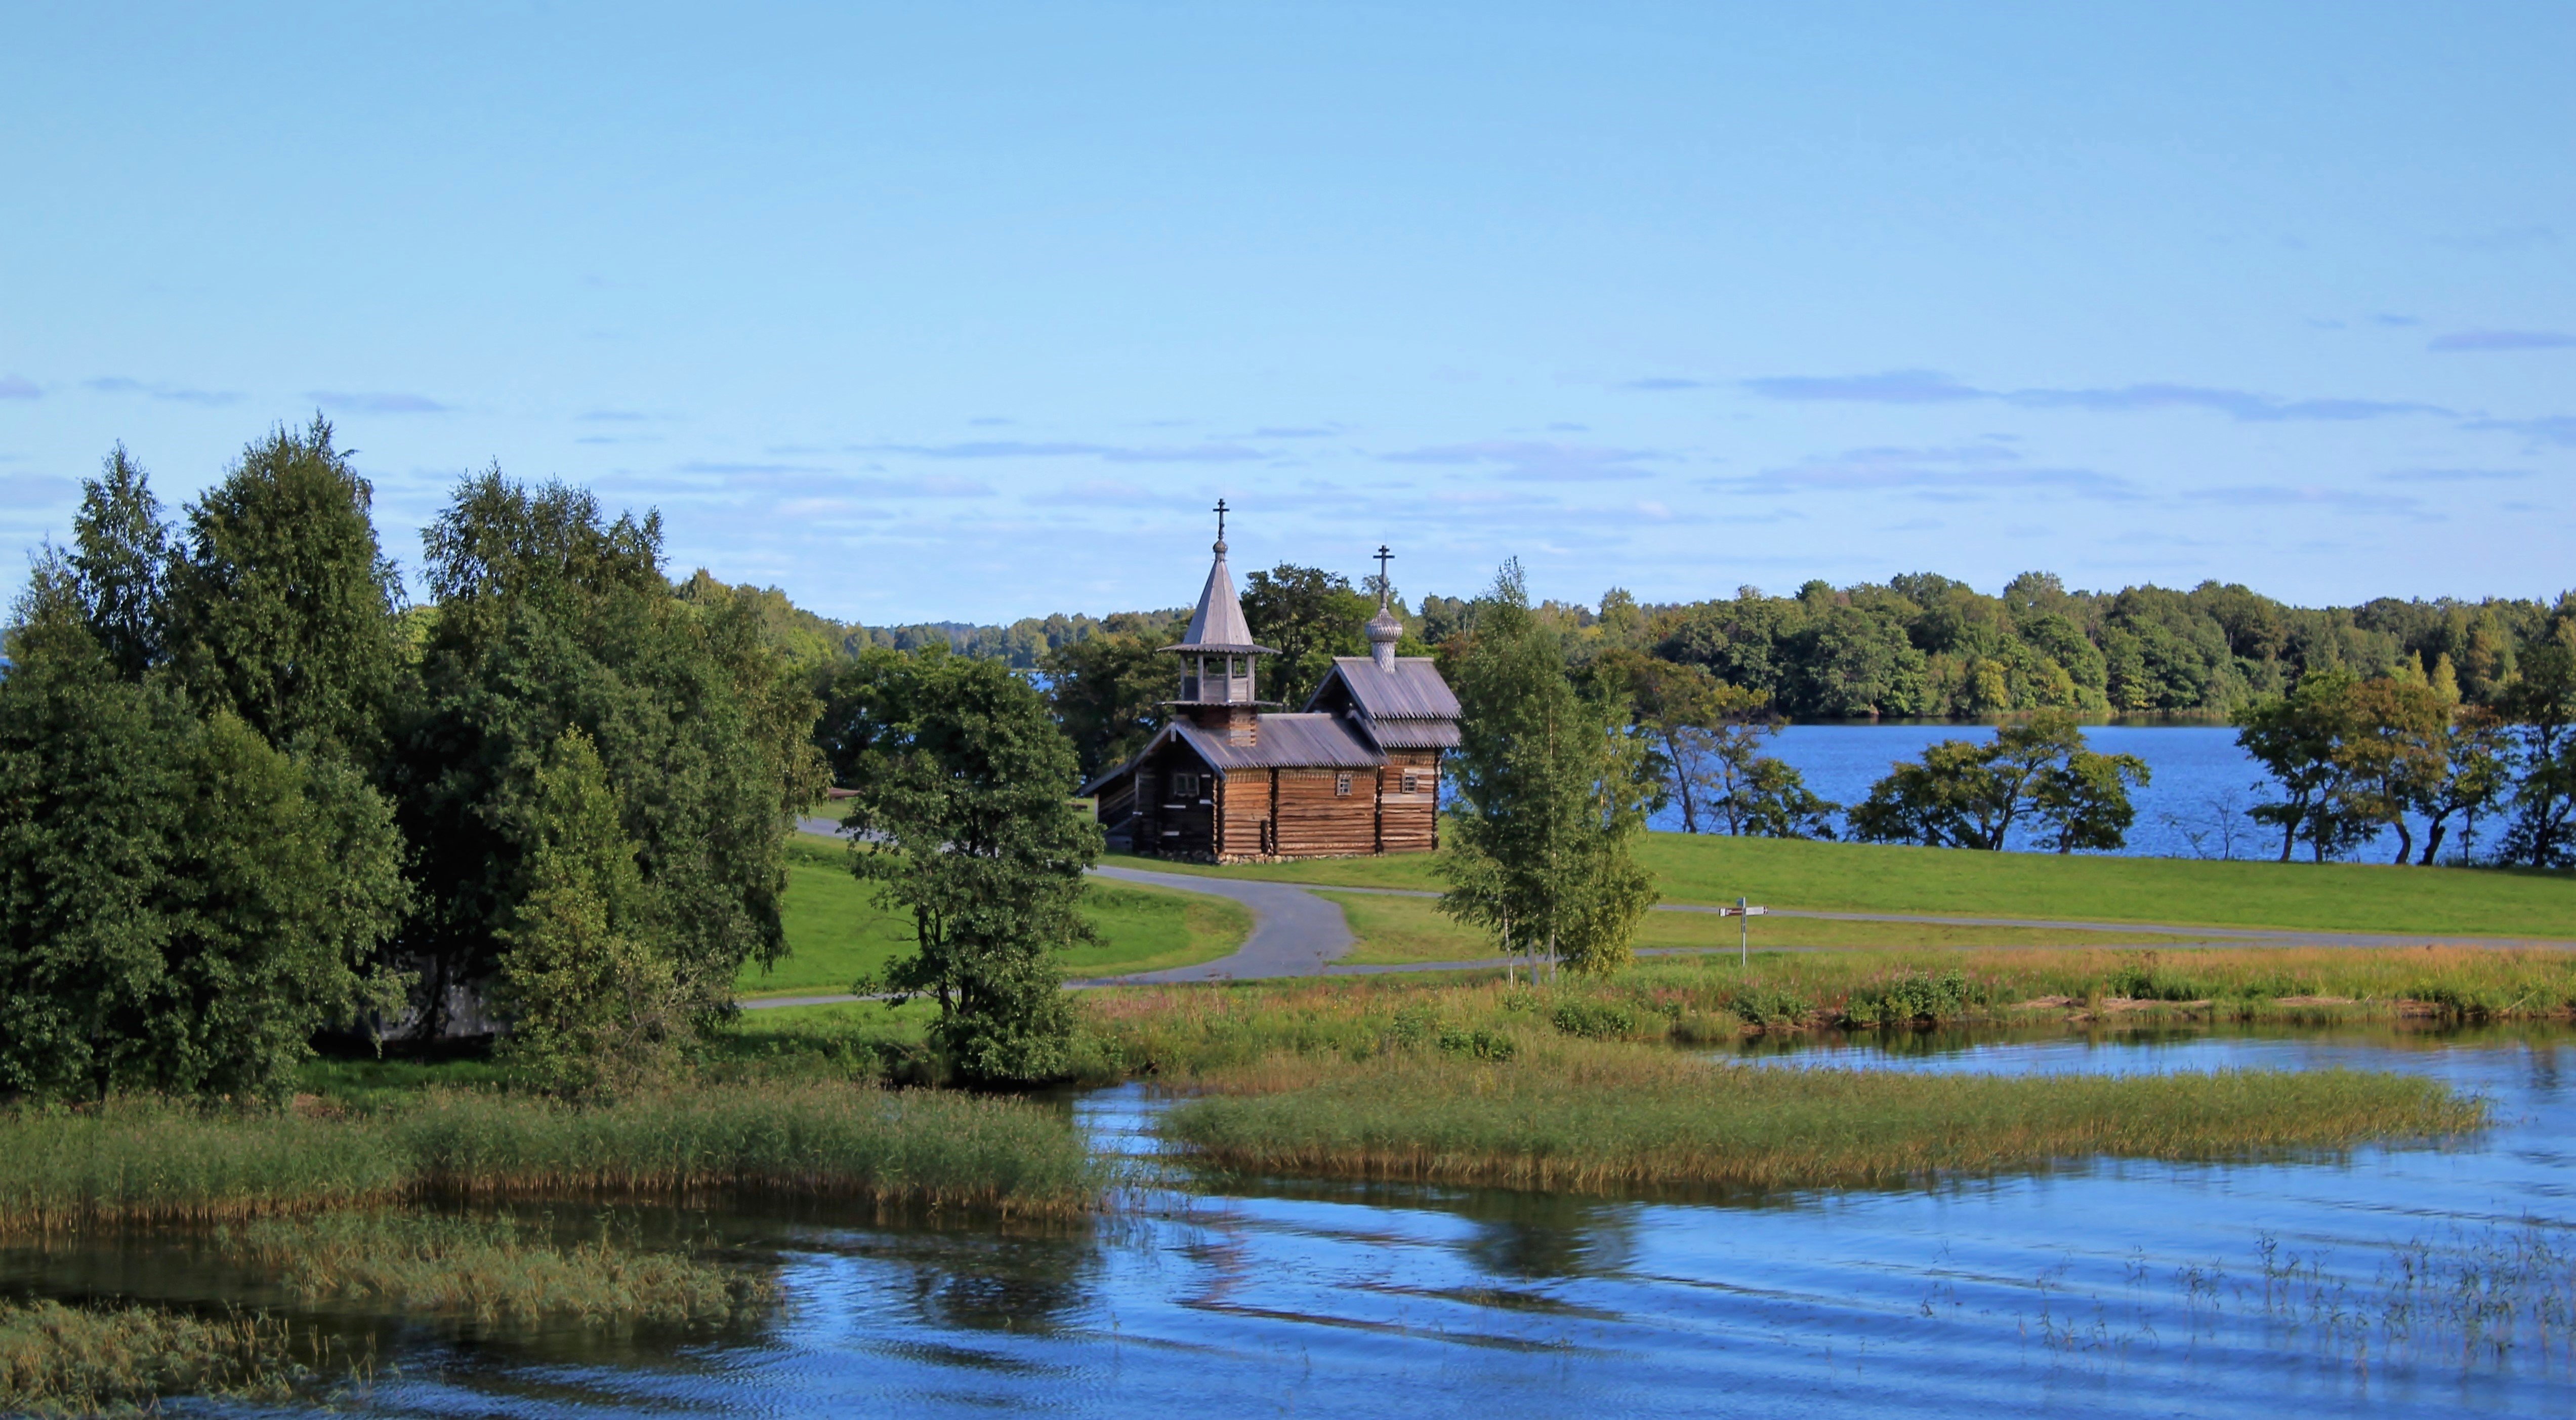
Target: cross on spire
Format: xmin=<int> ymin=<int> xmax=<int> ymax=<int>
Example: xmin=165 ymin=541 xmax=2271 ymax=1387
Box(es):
xmin=1213 ymin=498 xmax=1229 ymax=551
xmin=1374 ymin=545 xmax=1394 ymax=608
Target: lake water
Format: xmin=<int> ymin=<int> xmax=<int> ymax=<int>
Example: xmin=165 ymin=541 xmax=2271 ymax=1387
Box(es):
xmin=1650 ymin=724 xmax=2449 ymax=864
xmin=10 ymin=1024 xmax=2574 ymax=1416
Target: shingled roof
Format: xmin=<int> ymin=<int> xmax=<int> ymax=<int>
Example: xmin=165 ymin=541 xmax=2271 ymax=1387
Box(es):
xmin=1162 ymin=540 xmax=1273 ymax=655
xmin=1306 ymin=656 xmax=1464 ymax=750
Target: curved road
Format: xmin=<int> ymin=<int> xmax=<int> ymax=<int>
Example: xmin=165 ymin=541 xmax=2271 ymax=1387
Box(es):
xmin=750 ymin=822 xmax=2574 ymax=1008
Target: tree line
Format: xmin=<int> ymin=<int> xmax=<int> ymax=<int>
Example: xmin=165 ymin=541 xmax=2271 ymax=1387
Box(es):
xmin=817 ymin=569 xmax=2560 ymax=726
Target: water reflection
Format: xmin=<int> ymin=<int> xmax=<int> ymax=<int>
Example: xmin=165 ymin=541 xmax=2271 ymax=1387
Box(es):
xmin=11 ymin=1026 xmax=2576 ymax=1417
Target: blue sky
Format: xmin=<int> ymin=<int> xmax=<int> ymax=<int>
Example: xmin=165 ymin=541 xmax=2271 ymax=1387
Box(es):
xmin=2 ymin=3 xmax=2568 ymax=623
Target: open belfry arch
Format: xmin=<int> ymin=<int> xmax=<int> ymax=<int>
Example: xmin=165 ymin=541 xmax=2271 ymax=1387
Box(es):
xmin=1081 ymin=503 xmax=1460 ymax=862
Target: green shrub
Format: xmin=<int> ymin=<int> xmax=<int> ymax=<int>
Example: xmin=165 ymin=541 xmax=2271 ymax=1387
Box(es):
xmin=1842 ymin=969 xmax=1972 ymax=1027
xmin=1436 ymin=1026 xmax=1518 ymax=1061
xmin=1728 ymin=985 xmax=1814 ymax=1028
xmin=1550 ymin=998 xmax=1639 ymax=1039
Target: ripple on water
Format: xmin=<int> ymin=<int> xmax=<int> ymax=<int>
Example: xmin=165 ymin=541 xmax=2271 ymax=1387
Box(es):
xmin=7 ymin=1026 xmax=2573 ymax=1416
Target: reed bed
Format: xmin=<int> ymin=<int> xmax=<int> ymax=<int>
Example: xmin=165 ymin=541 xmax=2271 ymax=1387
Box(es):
xmin=1159 ymin=1044 xmax=2489 ymax=1194
xmin=0 ymin=1083 xmax=1107 ymax=1235
xmin=0 ymin=1104 xmax=410 ymax=1234
xmin=0 ymin=1299 xmax=317 ymax=1414
xmin=225 ymin=1213 xmax=774 ymax=1325
xmin=392 ymin=1084 xmax=1106 ymax=1215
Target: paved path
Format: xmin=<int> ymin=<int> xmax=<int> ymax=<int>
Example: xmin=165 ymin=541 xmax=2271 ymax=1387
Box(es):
xmin=752 ymin=825 xmax=2574 ymax=1008
xmin=1074 ymin=865 xmax=1358 ymax=983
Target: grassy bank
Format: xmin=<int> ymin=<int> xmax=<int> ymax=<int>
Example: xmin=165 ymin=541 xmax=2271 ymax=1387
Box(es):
xmin=1161 ymin=1044 xmax=2486 ymax=1194
xmin=1112 ymin=832 xmax=2576 ymax=939
xmin=0 ymin=1083 xmax=1107 ymax=1233
xmin=1075 ymin=945 xmax=2576 ymax=1079
xmin=1318 ymin=889 xmax=2200 ymax=966
xmin=743 ymin=838 xmax=1250 ymax=997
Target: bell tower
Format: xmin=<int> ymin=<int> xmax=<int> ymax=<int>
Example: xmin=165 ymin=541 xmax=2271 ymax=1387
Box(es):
xmin=1160 ymin=500 xmax=1276 ymax=745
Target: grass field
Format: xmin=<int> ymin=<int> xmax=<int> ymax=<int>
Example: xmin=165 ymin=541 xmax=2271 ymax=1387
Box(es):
xmin=1112 ymin=832 xmax=2576 ymax=939
xmin=1315 ymin=889 xmax=2202 ymax=966
xmin=740 ymin=836 xmax=1253 ymax=996
xmin=1160 ymin=1042 xmax=2486 ymax=1194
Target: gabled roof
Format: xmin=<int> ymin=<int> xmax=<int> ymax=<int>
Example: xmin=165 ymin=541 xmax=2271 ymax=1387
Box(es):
xmin=1304 ymin=656 xmax=1462 ymax=752
xmin=1164 ymin=543 xmax=1273 ymax=655
xmin=1315 ymin=657 xmax=1460 ymax=721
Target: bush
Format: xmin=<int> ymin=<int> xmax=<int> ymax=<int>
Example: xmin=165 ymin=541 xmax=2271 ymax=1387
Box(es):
xmin=1550 ymin=998 xmax=1639 ymax=1040
xmin=1436 ymin=1026 xmax=1518 ymax=1061
xmin=1842 ymin=969 xmax=1973 ymax=1028
xmin=1728 ymin=985 xmax=1814 ymax=1028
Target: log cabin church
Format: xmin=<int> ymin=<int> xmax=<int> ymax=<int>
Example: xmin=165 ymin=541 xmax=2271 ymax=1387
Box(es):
xmin=1082 ymin=508 xmax=1460 ymax=862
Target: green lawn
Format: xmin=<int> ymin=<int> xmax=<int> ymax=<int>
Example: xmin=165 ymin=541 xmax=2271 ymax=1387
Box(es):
xmin=1112 ymin=832 xmax=2576 ymax=939
xmin=1315 ymin=889 xmax=2203 ymax=966
xmin=739 ymin=836 xmax=1255 ymax=997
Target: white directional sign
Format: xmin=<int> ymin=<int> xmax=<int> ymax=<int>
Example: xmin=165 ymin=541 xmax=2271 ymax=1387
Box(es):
xmin=1719 ymin=897 xmax=1765 ymax=965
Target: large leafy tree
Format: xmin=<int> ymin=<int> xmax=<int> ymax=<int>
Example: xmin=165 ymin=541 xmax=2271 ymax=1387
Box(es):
xmin=2414 ymin=704 xmax=2512 ymax=865
xmin=1592 ymin=651 xmax=1836 ymax=838
xmin=838 ymin=650 xmax=1100 ymax=1082
xmin=2234 ymin=668 xmax=2372 ymax=862
xmin=164 ymin=418 xmax=406 ymax=758
xmin=491 ymin=727 xmax=684 ymax=1093
xmin=2499 ymin=618 xmax=2576 ymax=868
xmin=1848 ymin=710 xmax=2148 ymax=853
xmin=0 ymin=589 xmax=406 ymax=1101
xmin=2335 ymin=676 xmax=2453 ymax=865
xmin=1439 ymin=561 xmax=1658 ymax=979
xmin=393 ymin=472 xmax=824 ymax=1036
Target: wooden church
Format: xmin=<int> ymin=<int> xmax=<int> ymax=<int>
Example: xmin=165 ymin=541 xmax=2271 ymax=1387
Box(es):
xmin=1083 ymin=507 xmax=1460 ymax=862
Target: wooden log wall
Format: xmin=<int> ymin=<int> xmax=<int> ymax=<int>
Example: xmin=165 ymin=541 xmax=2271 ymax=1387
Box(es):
xmin=1272 ymin=768 xmax=1381 ymax=858
xmin=1377 ymin=750 xmax=1440 ymax=854
xmin=1222 ymin=770 xmax=1274 ymax=858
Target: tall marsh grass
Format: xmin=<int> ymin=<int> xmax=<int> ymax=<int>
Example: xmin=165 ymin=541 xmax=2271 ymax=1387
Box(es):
xmin=1160 ymin=1044 xmax=2488 ymax=1194
xmin=227 ymin=1213 xmax=774 ymax=1325
xmin=393 ymin=1084 xmax=1105 ymax=1213
xmin=0 ymin=1299 xmax=328 ymax=1414
xmin=0 ymin=1105 xmax=410 ymax=1233
xmin=0 ymin=1083 xmax=1107 ymax=1234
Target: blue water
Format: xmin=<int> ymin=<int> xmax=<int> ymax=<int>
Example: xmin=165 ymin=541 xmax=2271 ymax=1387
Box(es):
xmin=1649 ymin=724 xmax=2449 ymax=864
xmin=9 ymin=1026 xmax=2572 ymax=1416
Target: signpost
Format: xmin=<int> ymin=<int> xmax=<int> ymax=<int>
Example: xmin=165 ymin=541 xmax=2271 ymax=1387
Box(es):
xmin=1714 ymin=896 xmax=1767 ymax=966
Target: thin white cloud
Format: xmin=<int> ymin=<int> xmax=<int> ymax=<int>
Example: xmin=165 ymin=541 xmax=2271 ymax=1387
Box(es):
xmin=1738 ymin=370 xmax=2447 ymax=421
xmin=1381 ymin=440 xmax=1659 ymax=481
xmin=88 ymin=376 xmax=242 ymax=405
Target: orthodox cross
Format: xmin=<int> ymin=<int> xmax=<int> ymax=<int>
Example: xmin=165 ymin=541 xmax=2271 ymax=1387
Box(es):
xmin=1374 ymin=544 xmax=1394 ymax=606
xmin=1213 ymin=498 xmax=1229 ymax=547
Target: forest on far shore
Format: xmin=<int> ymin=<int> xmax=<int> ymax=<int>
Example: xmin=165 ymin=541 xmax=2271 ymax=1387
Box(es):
xmin=745 ymin=568 xmax=2560 ymax=723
